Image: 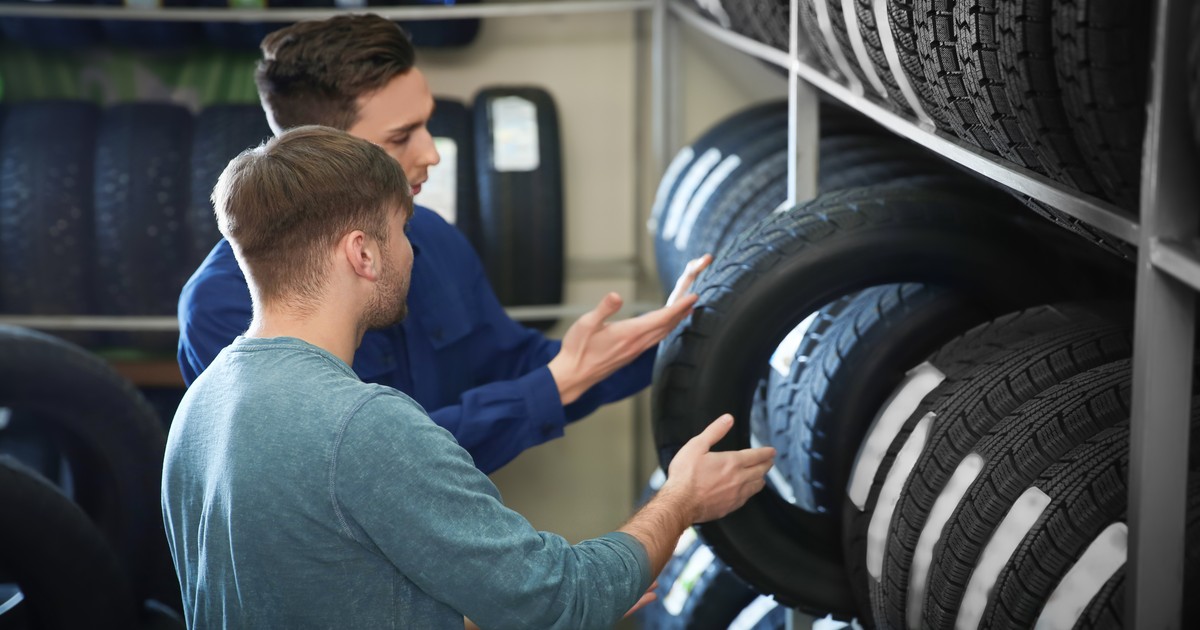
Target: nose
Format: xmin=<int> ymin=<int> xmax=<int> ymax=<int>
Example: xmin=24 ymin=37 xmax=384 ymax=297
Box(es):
xmin=416 ymin=128 xmax=440 ymax=168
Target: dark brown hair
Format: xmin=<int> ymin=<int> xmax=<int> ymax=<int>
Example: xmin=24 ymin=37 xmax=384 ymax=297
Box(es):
xmin=256 ymin=15 xmax=416 ymax=133
xmin=213 ymin=125 xmax=413 ymax=308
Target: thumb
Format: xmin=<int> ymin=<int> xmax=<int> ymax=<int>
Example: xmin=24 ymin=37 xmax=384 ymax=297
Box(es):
xmin=692 ymin=413 xmax=734 ymax=450
xmin=592 ymin=292 xmax=623 ymax=322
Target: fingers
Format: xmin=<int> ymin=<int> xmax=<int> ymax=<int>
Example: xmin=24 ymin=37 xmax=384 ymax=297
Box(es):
xmin=690 ymin=413 xmax=735 ymax=450
xmin=667 ymin=254 xmax=712 ymax=306
xmin=579 ymin=292 xmax=623 ymax=327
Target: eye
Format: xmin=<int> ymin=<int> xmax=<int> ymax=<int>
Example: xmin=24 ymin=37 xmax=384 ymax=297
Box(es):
xmin=389 ymin=135 xmax=410 ymax=146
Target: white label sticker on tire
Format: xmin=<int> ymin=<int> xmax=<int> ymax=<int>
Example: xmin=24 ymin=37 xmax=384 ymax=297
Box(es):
xmin=674 ymin=153 xmax=741 ymax=250
xmin=1035 ymin=522 xmax=1127 ymax=630
xmin=908 ymin=453 xmax=984 ymax=629
xmin=663 ymin=545 xmax=716 ymax=615
xmin=848 ymin=362 xmax=946 ymax=510
xmin=729 ymin=595 xmax=778 ymax=630
xmin=649 ymin=146 xmax=695 ymax=234
xmin=956 ymin=487 xmax=1052 ymax=630
xmin=868 ymin=413 xmax=933 ymax=580
xmin=414 ymin=138 xmax=458 ymax=224
xmin=490 ymin=96 xmax=540 ymax=172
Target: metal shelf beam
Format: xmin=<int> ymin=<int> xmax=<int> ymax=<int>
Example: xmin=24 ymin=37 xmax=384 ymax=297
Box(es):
xmin=0 ymin=0 xmax=653 ymax=22
xmin=1150 ymin=238 xmax=1200 ymax=292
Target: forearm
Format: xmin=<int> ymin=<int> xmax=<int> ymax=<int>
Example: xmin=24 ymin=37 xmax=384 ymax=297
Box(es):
xmin=618 ymin=485 xmax=695 ymax=578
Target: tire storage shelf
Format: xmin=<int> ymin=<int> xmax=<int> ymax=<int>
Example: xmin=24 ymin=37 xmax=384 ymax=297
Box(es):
xmin=0 ymin=0 xmax=658 ymax=332
xmin=656 ymin=0 xmax=1198 ymax=627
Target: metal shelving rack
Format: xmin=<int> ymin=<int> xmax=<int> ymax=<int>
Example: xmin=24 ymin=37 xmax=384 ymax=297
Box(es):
xmin=655 ymin=0 xmax=1197 ymax=627
xmin=0 ymin=0 xmax=1193 ymax=625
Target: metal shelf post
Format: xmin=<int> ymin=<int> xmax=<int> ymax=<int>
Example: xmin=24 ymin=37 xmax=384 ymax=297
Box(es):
xmin=1128 ymin=0 xmax=1200 ymax=626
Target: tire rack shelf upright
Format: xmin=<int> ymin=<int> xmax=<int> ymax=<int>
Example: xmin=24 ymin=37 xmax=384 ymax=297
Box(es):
xmin=655 ymin=0 xmax=1197 ymax=627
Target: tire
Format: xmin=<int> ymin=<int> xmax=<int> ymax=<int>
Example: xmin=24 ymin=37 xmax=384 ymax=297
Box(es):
xmin=0 ymin=325 xmax=178 ymax=613
xmin=399 ymin=0 xmax=482 ymax=48
xmin=853 ymin=0 xmax=915 ymax=116
xmin=1053 ymin=0 xmax=1151 ymax=209
xmin=97 ymin=0 xmax=201 ymax=49
xmin=659 ymin=129 xmax=789 ymax=287
xmin=912 ymin=0 xmax=1042 ymax=163
xmin=94 ymin=103 xmax=193 ymax=351
xmin=724 ymin=0 xmax=789 ymax=51
xmin=638 ymin=530 xmax=759 ymax=630
xmin=884 ymin=0 xmax=953 ymax=131
xmin=0 ymin=101 xmax=99 ymax=347
xmin=917 ymin=360 xmax=1135 ymax=629
xmin=982 ymin=413 xmax=1200 ymax=629
xmin=473 ymin=87 xmax=563 ymax=321
xmin=781 ymin=283 xmax=992 ymax=517
xmin=653 ymin=101 xmax=788 ymax=291
xmin=728 ymin=595 xmax=789 ymax=630
xmin=1016 ymin=196 xmax=1137 ymax=262
xmin=998 ymin=0 xmax=1101 ymax=192
xmin=0 ymin=457 xmax=139 ymax=630
xmin=798 ymin=0 xmax=846 ymax=80
xmin=872 ymin=322 xmax=1133 ymax=629
xmin=839 ymin=302 xmax=1126 ymax=622
xmin=651 ymin=177 xmax=1117 ymax=614
xmin=188 ymin=104 xmax=273 ymax=269
xmin=418 ymin=98 xmax=481 ymax=253
xmin=0 ymin=0 xmax=101 ymax=50
xmin=826 ymin=0 xmax=883 ymax=97
xmin=1191 ymin=2 xmax=1200 ymax=153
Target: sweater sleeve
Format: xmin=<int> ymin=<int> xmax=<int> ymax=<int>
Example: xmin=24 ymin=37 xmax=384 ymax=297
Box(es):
xmin=332 ymin=393 xmax=653 ymax=629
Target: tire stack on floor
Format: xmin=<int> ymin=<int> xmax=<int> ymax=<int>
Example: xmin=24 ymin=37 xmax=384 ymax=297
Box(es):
xmin=642 ymin=87 xmax=1196 ymax=627
xmin=0 ymin=325 xmax=183 ymax=629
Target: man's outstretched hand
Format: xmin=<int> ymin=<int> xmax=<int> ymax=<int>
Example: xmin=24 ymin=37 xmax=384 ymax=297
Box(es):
xmin=548 ymin=255 xmax=713 ymax=404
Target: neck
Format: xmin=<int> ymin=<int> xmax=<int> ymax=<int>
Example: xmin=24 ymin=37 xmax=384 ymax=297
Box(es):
xmin=246 ymin=301 xmax=365 ymax=367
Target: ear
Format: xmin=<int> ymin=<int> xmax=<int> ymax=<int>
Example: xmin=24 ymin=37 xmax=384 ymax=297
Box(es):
xmin=340 ymin=230 xmax=379 ymax=281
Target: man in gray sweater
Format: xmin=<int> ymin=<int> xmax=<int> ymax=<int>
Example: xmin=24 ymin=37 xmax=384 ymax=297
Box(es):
xmin=161 ymin=126 xmax=774 ymax=629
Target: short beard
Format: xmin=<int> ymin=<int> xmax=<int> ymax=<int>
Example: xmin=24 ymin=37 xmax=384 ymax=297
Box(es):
xmin=362 ymin=273 xmax=409 ymax=331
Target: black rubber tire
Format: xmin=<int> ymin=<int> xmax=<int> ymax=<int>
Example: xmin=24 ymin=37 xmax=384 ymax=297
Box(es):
xmin=658 ymin=129 xmax=789 ymax=287
xmin=998 ymin=0 xmax=1100 ymax=192
xmin=798 ymin=0 xmax=846 ymax=80
xmin=399 ymin=0 xmax=482 ymax=48
xmin=913 ymin=0 xmax=1039 ymax=162
xmin=1016 ymin=196 xmax=1137 ymax=262
xmin=1052 ymin=0 xmax=1151 ymax=209
xmin=97 ymin=0 xmax=201 ymax=49
xmin=421 ymin=98 xmax=481 ymax=252
xmin=653 ymin=102 xmax=789 ymax=291
xmin=651 ymin=177 xmax=1119 ymax=614
xmin=917 ymin=360 xmax=1135 ymax=629
xmin=782 ymin=283 xmax=992 ymax=517
xmin=839 ymin=302 xmax=1127 ymax=623
xmin=1191 ymin=2 xmax=1200 ymax=154
xmin=473 ymin=87 xmax=563 ymax=319
xmin=724 ymin=0 xmax=789 ymax=51
xmin=188 ymin=104 xmax=273 ymax=269
xmin=0 ymin=325 xmax=179 ymax=614
xmin=728 ymin=595 xmax=789 ymax=629
xmin=872 ymin=322 xmax=1134 ymax=629
xmin=638 ymin=533 xmax=760 ymax=630
xmin=853 ymin=0 xmax=916 ymax=116
xmin=0 ymin=101 xmax=99 ymax=347
xmin=0 ymin=457 xmax=139 ymax=630
xmin=0 ymin=0 xmax=101 ymax=50
xmin=981 ymin=412 xmax=1200 ymax=629
xmin=884 ymin=0 xmax=953 ymax=131
xmin=826 ymin=0 xmax=883 ymax=97
xmin=94 ymin=103 xmax=193 ymax=351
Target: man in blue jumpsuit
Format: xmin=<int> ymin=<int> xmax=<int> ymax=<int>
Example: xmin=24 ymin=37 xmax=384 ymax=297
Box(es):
xmin=177 ymin=14 xmax=709 ymax=473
